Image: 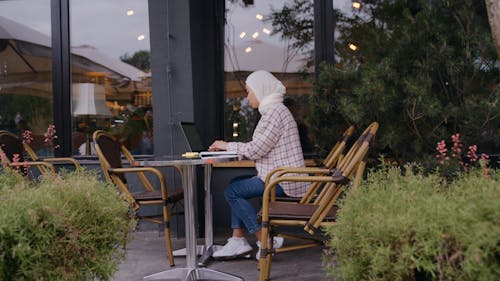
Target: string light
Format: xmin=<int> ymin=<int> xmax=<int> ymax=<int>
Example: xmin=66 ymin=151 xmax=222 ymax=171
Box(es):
xmin=137 ymin=35 xmax=145 ymax=41
xmin=126 ymin=9 xmax=135 ymax=16
xmin=252 ymin=32 xmax=259 ymax=39
xmin=256 ymin=14 xmax=263 ymax=20
xmin=239 ymin=32 xmax=246 ymax=38
xmin=352 ymin=1 xmax=362 ymax=9
xmin=262 ymin=28 xmax=271 ymax=35
xmin=245 ymin=47 xmax=252 ymax=53
xmin=348 ymin=43 xmax=358 ymax=51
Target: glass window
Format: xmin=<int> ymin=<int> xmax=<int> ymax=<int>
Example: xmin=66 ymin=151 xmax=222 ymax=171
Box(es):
xmin=0 ymin=0 xmax=54 ymax=156
xmin=224 ymin=0 xmax=315 ymax=154
xmin=70 ymin=0 xmax=152 ymax=155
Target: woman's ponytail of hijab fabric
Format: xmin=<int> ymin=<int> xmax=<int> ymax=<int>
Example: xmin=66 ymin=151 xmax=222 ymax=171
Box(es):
xmin=245 ymin=70 xmax=286 ymax=114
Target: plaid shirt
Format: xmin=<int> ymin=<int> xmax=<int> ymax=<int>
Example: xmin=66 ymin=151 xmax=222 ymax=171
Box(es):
xmin=227 ymin=103 xmax=309 ymax=197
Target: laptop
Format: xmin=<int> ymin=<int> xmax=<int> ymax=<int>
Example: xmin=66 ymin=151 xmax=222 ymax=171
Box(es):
xmin=179 ymin=122 xmax=237 ymax=157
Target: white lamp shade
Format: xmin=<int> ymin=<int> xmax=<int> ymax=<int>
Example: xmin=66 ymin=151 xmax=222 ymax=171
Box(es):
xmin=72 ymin=83 xmax=111 ymax=116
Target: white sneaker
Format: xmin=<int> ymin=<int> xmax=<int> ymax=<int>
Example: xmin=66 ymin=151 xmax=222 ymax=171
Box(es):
xmin=212 ymin=237 xmax=253 ymax=260
xmin=256 ymin=236 xmax=284 ymax=260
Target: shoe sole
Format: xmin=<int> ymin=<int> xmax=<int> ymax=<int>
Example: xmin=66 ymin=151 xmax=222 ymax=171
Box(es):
xmin=212 ymin=250 xmax=252 ymax=261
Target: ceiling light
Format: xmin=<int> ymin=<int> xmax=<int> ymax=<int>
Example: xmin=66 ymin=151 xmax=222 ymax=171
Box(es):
xmin=126 ymin=10 xmax=135 ymax=16
xmin=348 ymin=43 xmax=358 ymax=51
xmin=239 ymin=32 xmax=246 ymax=38
xmin=262 ymin=28 xmax=271 ymax=35
xmin=256 ymin=14 xmax=263 ymax=20
xmin=352 ymin=2 xmax=362 ymax=9
xmin=137 ymin=35 xmax=145 ymax=41
xmin=245 ymin=47 xmax=252 ymax=53
xmin=252 ymin=32 xmax=259 ymax=39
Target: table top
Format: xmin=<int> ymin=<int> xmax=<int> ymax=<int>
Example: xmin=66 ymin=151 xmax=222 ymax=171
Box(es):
xmin=135 ymin=154 xmax=241 ymax=167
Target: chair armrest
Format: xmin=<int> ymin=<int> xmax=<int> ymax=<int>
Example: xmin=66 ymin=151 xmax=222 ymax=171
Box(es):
xmin=43 ymin=157 xmax=81 ymax=170
xmin=8 ymin=161 xmax=56 ymax=173
xmin=109 ymin=166 xmax=169 ymax=197
xmin=264 ymin=167 xmax=332 ymax=201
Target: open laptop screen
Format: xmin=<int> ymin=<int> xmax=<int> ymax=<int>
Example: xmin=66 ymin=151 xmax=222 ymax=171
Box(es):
xmin=180 ymin=122 xmax=206 ymax=152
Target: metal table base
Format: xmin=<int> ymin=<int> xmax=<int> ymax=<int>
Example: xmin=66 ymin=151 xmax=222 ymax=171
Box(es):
xmin=139 ymin=156 xmax=242 ymax=281
xmin=144 ymin=267 xmax=242 ymax=281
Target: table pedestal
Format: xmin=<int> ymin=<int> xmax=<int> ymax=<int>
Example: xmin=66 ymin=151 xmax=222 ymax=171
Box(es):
xmin=141 ymin=158 xmax=242 ymax=281
xmin=144 ymin=268 xmax=242 ymax=281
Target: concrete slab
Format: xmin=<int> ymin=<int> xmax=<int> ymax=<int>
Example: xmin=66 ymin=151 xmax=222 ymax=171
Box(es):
xmin=112 ymin=231 xmax=333 ymax=281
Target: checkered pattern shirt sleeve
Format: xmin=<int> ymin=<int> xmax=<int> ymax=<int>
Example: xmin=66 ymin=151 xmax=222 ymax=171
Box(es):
xmin=227 ymin=103 xmax=309 ymax=197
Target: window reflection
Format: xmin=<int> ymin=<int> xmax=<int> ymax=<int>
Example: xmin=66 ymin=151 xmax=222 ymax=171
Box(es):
xmin=70 ymin=0 xmax=152 ymax=155
xmin=0 ymin=0 xmax=54 ymax=156
xmin=224 ymin=0 xmax=315 ymax=154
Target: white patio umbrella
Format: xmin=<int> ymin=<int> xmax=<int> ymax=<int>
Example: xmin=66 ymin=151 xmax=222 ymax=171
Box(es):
xmin=0 ymin=15 xmax=145 ymax=94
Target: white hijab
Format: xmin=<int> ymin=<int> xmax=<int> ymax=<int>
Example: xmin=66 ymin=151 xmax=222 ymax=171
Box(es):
xmin=246 ymin=70 xmax=286 ymax=114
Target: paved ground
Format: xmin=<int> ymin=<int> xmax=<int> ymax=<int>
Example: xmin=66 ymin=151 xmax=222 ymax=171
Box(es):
xmin=112 ymin=231 xmax=334 ymax=281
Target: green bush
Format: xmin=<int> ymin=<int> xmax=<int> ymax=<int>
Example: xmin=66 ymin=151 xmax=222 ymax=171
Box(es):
xmin=0 ymin=169 xmax=134 ymax=281
xmin=324 ymin=166 xmax=500 ymax=281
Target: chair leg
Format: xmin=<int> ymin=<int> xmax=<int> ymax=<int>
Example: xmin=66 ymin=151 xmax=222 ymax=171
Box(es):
xmin=259 ymin=225 xmax=271 ymax=281
xmin=162 ymin=204 xmax=175 ymax=267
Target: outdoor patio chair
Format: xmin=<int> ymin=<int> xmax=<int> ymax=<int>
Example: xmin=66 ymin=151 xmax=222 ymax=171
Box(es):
xmin=93 ymin=130 xmax=184 ymax=267
xmin=257 ymin=122 xmax=379 ymax=281
xmin=0 ymin=130 xmax=80 ymax=175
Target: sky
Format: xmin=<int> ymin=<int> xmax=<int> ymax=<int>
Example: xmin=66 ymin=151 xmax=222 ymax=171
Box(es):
xmin=0 ymin=0 xmax=351 ymax=69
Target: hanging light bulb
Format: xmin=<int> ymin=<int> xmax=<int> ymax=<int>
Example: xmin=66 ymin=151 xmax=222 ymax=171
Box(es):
xmin=352 ymin=1 xmax=362 ymax=9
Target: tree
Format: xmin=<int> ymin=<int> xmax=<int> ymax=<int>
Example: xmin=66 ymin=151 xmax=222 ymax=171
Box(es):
xmin=307 ymin=0 xmax=499 ymax=162
xmin=268 ymin=0 xmax=314 ymax=70
xmin=120 ymin=50 xmax=151 ymax=72
xmin=485 ymin=0 xmax=500 ymax=61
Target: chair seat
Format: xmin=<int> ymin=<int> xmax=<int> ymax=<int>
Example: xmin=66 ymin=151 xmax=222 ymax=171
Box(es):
xmin=258 ymin=201 xmax=338 ymax=221
xmin=132 ymin=189 xmax=184 ymax=203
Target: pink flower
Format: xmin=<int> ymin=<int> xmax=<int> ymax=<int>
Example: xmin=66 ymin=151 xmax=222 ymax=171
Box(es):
xmin=22 ymin=130 xmax=34 ymax=144
xmin=480 ymin=154 xmax=489 ymax=160
xmin=44 ymin=124 xmax=59 ymax=149
xmin=466 ymin=145 xmax=478 ymax=162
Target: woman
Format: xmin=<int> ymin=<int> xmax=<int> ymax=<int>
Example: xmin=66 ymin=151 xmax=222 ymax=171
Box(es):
xmin=209 ymin=70 xmax=309 ymax=260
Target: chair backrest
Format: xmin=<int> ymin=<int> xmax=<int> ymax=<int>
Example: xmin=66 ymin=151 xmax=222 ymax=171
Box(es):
xmin=93 ymin=130 xmax=155 ymax=195
xmin=0 ymin=130 xmax=55 ymax=175
xmin=305 ymin=122 xmax=379 ymax=234
xmin=0 ymin=130 xmax=26 ymax=163
xmin=322 ymin=125 xmax=355 ymax=169
xmin=93 ymin=130 xmax=126 ymax=183
xmin=299 ymin=125 xmax=355 ymax=204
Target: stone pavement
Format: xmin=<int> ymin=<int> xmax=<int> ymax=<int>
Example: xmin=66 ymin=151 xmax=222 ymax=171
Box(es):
xmin=112 ymin=231 xmax=333 ymax=281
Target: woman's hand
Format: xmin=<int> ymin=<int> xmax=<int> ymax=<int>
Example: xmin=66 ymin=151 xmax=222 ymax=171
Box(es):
xmin=209 ymin=140 xmax=228 ymax=151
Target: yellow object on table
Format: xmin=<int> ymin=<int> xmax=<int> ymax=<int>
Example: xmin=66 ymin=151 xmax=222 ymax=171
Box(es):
xmin=182 ymin=152 xmax=200 ymax=158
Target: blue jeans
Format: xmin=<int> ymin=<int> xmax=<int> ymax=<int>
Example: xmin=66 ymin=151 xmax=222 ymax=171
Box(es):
xmin=224 ymin=175 xmax=285 ymax=234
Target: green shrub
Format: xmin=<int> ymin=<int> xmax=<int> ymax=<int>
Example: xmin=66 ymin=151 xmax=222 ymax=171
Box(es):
xmin=0 ymin=169 xmax=134 ymax=281
xmin=324 ymin=166 xmax=500 ymax=281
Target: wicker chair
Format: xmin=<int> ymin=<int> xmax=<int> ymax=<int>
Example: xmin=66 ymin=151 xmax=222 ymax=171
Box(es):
xmin=93 ymin=130 xmax=183 ymax=267
xmin=258 ymin=122 xmax=379 ymax=281
xmin=0 ymin=130 xmax=80 ymax=175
